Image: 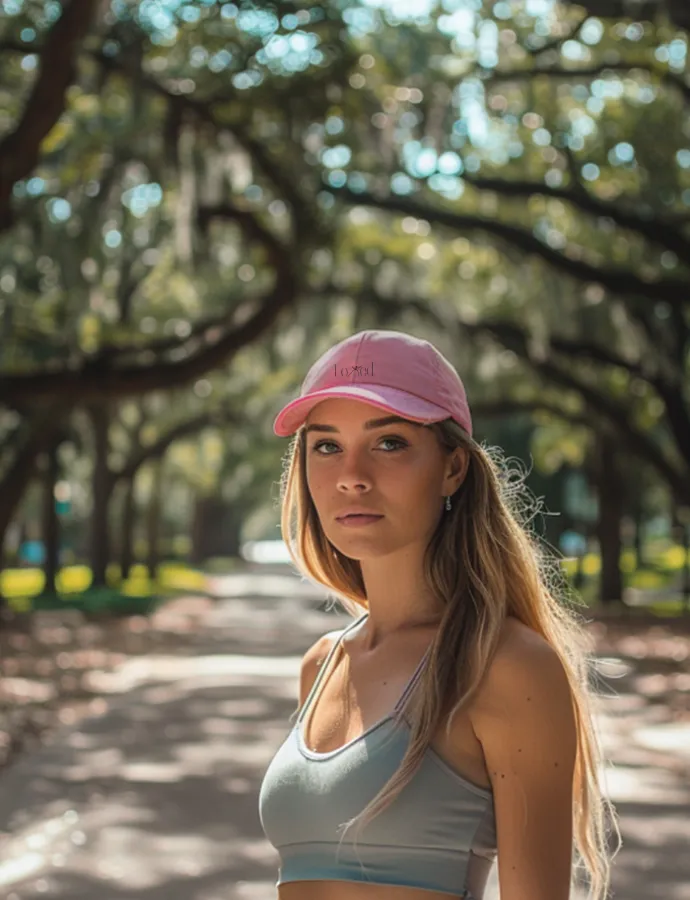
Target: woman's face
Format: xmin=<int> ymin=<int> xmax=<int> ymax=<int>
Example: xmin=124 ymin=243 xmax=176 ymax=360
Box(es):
xmin=304 ymin=398 xmax=467 ymax=562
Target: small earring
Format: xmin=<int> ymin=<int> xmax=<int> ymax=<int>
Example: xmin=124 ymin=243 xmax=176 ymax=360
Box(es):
xmin=445 ymin=495 xmax=452 ymax=511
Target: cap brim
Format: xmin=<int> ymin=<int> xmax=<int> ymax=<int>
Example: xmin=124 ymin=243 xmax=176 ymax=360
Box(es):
xmin=273 ymin=384 xmax=450 ymax=437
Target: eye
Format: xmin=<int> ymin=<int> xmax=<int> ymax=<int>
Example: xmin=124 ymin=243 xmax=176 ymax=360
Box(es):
xmin=310 ymin=436 xmax=409 ymax=455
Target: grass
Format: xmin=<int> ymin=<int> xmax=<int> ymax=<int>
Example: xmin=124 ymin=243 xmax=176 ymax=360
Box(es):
xmin=1 ymin=546 xmax=687 ymax=616
xmin=0 ymin=562 xmax=209 ymax=614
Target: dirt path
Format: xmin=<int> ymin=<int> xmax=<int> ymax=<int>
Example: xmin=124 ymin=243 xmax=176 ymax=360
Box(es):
xmin=0 ymin=569 xmax=687 ymax=899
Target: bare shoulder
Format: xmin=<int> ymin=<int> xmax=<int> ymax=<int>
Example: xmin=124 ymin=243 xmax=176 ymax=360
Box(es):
xmin=470 ymin=614 xmax=573 ymax=723
xmin=298 ymin=628 xmax=344 ymax=708
xmin=467 ymin=615 xmax=578 ymax=899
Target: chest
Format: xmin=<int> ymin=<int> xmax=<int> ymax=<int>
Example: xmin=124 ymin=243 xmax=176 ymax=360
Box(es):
xmin=302 ymin=644 xmax=492 ymax=793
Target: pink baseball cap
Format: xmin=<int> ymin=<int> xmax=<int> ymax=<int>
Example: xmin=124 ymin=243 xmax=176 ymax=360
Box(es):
xmin=272 ymin=330 xmax=473 ymax=438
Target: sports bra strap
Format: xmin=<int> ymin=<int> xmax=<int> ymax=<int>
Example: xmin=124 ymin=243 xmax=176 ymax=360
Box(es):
xmin=297 ymin=610 xmax=433 ymax=723
xmin=296 ymin=612 xmax=367 ymax=724
xmin=393 ymin=640 xmax=432 ymax=712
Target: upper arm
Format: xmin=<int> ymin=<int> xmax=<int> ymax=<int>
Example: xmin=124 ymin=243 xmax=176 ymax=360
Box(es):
xmin=298 ymin=630 xmax=341 ymax=709
xmin=470 ymin=622 xmax=578 ymax=900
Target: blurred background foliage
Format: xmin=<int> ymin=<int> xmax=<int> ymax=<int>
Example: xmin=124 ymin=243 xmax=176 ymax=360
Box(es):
xmin=0 ymin=0 xmax=689 ymax=615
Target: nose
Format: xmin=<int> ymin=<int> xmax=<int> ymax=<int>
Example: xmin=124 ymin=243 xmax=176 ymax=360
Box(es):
xmin=336 ymin=448 xmax=374 ymax=493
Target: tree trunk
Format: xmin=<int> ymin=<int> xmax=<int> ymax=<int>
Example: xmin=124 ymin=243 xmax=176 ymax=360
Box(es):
xmin=89 ymin=403 xmax=113 ymax=589
xmin=190 ymin=494 xmax=243 ymax=564
xmin=120 ymin=476 xmax=137 ymax=581
xmin=593 ymin=432 xmax=624 ymax=605
xmin=146 ymin=460 xmax=163 ymax=581
xmin=41 ymin=442 xmax=61 ymax=596
xmin=0 ymin=416 xmax=63 ymax=574
xmin=633 ymin=497 xmax=646 ymax=569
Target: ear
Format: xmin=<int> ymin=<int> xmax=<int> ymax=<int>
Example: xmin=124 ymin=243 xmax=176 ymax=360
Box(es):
xmin=445 ymin=448 xmax=469 ymax=494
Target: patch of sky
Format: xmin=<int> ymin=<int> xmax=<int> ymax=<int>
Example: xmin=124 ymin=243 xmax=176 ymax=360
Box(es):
xmin=608 ymin=142 xmax=635 ymax=165
xmin=677 ymin=149 xmax=690 ymax=169
xmin=104 ymin=229 xmax=122 ymax=249
xmin=455 ymin=79 xmax=489 ymax=147
xmin=637 ymin=86 xmax=656 ymax=104
xmin=263 ymin=35 xmax=289 ymax=60
xmin=508 ymin=140 xmax=524 ymax=158
xmin=347 ymin=172 xmax=369 ymax=192
xmin=477 ymin=19 xmax=498 ymax=68
xmin=580 ymin=18 xmax=603 ymax=45
xmin=26 ymin=177 xmax=45 ymax=197
xmin=390 ymin=172 xmax=415 ymax=195
xmin=428 ymin=174 xmax=464 ymax=199
xmin=289 ymin=31 xmax=317 ymax=52
xmin=322 ymin=145 xmax=352 ymax=168
xmin=325 ymin=116 xmax=345 ymax=135
xmin=111 ymin=0 xmax=128 ymax=20
xmin=403 ymin=143 xmax=438 ymax=178
xmin=138 ymin=1 xmax=173 ymax=31
xmin=237 ymin=8 xmax=279 ymax=38
xmin=179 ymin=4 xmax=201 ymax=23
xmin=586 ymin=97 xmax=604 ymax=115
xmin=43 ymin=0 xmax=61 ymax=20
xmin=122 ymin=183 xmax=163 ymax=217
xmin=20 ymin=27 xmax=36 ymax=42
xmin=361 ymin=0 xmax=435 ymax=23
xmin=244 ymin=184 xmax=263 ymax=201
xmin=452 ymin=29 xmax=476 ymax=50
xmin=209 ymin=49 xmax=232 ymax=72
xmin=532 ymin=127 xmax=551 ymax=146
xmin=282 ymin=50 xmax=310 ymax=72
xmin=47 ymin=199 xmax=71 ymax=223
xmin=189 ymin=46 xmax=209 ymax=67
xmin=525 ymin=0 xmax=552 ymax=15
xmin=232 ymin=71 xmax=256 ymax=88
xmin=326 ymin=169 xmax=347 ymax=188
xmin=591 ymin=78 xmax=624 ymax=100
xmin=438 ymin=151 xmax=463 ymax=175
xmin=493 ymin=2 xmax=512 ymax=20
xmin=220 ymin=3 xmax=238 ymax=19
xmin=2 ymin=0 xmax=24 ymax=14
xmin=669 ymin=39 xmax=687 ymax=66
xmin=282 ymin=14 xmax=298 ymax=29
xmin=21 ymin=55 xmax=37 ymax=71
xmin=437 ymin=8 xmax=474 ymax=37
xmin=581 ymin=163 xmax=600 ymax=181
xmin=342 ymin=7 xmax=379 ymax=36
xmin=569 ymin=112 xmax=596 ymax=138
xmin=150 ymin=27 xmax=178 ymax=45
xmin=562 ymin=40 xmax=589 ymax=61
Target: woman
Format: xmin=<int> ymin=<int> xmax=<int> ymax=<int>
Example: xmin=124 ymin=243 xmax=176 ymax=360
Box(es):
xmin=258 ymin=329 xmax=620 ymax=900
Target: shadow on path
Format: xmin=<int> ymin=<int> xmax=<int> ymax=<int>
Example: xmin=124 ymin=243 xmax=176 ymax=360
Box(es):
xmin=0 ymin=569 xmax=687 ymax=899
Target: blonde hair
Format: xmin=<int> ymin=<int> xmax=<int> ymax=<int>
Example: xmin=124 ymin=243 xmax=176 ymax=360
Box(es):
xmin=278 ymin=417 xmax=621 ymax=900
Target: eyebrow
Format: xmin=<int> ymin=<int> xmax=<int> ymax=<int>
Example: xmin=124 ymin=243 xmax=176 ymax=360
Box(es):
xmin=305 ymin=415 xmax=421 ymax=434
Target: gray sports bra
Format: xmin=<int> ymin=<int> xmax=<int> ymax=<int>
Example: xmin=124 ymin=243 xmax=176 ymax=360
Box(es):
xmin=258 ymin=611 xmax=497 ymax=897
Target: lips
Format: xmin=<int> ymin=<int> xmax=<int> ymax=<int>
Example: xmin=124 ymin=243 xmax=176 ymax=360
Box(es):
xmin=336 ymin=513 xmax=384 ymax=521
